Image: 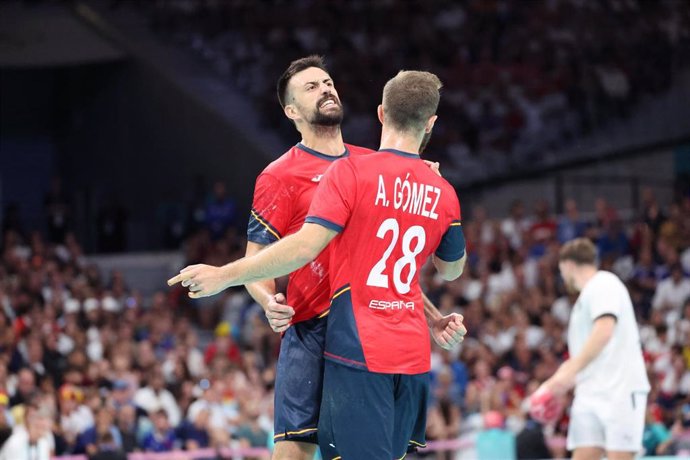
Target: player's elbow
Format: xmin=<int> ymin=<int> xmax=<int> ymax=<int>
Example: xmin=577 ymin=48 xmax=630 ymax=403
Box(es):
xmin=297 ymin=235 xmax=328 ymax=265
xmin=434 ymin=254 xmax=466 ymax=281
xmin=439 ymin=264 xmax=463 ymax=281
xmin=294 ymin=243 xmax=320 ymax=267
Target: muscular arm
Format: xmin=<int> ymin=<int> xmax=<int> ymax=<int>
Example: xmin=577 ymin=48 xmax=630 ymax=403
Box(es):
xmin=423 ymin=293 xmax=442 ymax=326
xmin=245 ymin=242 xmax=295 ymax=333
xmin=225 ymin=223 xmax=336 ymax=286
xmin=433 ymin=252 xmax=467 ymax=281
xmin=545 ymin=315 xmax=616 ymax=394
xmin=168 ymin=223 xmax=337 ymax=297
xmin=244 ymin=241 xmax=277 ymax=308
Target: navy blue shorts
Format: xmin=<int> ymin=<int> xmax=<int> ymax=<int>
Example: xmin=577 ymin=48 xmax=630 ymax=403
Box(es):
xmin=273 ymin=314 xmax=327 ymax=444
xmin=318 ymin=360 xmax=429 ymax=460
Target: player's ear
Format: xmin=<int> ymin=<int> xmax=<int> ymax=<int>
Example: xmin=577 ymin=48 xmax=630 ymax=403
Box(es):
xmin=284 ymin=104 xmax=301 ymax=122
xmin=377 ymin=105 xmax=385 ymax=125
xmin=425 ymin=115 xmax=438 ymax=133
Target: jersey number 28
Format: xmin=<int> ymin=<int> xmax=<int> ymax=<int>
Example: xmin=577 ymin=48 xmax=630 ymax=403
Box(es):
xmin=366 ymin=218 xmax=426 ymax=294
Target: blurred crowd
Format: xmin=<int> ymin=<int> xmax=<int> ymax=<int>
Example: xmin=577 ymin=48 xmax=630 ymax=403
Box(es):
xmin=2 ymin=175 xmax=690 ymax=458
xmin=141 ymin=0 xmax=690 ymax=182
xmin=0 ymin=194 xmax=275 ymax=458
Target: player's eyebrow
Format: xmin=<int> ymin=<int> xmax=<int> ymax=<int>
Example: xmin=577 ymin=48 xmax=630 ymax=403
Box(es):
xmin=304 ymin=78 xmax=333 ymax=88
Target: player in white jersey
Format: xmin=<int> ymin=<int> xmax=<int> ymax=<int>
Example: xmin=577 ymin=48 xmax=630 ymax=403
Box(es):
xmin=534 ymin=238 xmax=650 ymax=460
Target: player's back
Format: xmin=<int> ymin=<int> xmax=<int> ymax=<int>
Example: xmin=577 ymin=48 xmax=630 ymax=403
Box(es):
xmin=308 ymin=149 xmax=463 ymax=374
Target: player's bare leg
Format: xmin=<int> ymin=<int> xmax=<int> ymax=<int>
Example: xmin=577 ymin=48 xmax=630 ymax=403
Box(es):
xmin=572 ymin=446 xmax=605 ymax=460
xmin=272 ymin=440 xmax=317 ymax=460
xmin=606 ymin=451 xmax=636 ymax=460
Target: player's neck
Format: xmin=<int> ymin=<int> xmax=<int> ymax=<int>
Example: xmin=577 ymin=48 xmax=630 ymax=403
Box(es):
xmin=300 ymin=125 xmax=345 ymax=156
xmin=575 ymin=266 xmax=598 ymax=290
xmin=379 ymin=128 xmax=421 ymax=155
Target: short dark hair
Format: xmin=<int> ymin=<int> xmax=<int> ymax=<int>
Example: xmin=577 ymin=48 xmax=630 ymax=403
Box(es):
xmin=276 ymin=55 xmax=328 ymax=108
xmin=382 ymin=71 xmax=442 ymax=133
xmin=559 ymin=238 xmax=597 ymax=265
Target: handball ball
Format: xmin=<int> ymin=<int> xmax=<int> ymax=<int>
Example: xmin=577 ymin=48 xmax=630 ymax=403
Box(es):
xmin=529 ymin=388 xmax=562 ymax=424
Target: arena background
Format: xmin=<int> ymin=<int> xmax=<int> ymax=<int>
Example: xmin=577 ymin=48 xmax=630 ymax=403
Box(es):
xmin=1 ymin=0 xmax=690 ymax=459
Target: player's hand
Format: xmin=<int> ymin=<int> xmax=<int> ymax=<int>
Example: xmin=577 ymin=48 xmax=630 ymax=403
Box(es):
xmin=265 ymin=293 xmax=295 ymax=333
xmin=167 ymin=264 xmax=229 ymax=299
xmin=529 ymin=386 xmax=563 ymax=424
xmin=424 ymin=160 xmax=442 ymax=177
xmin=431 ymin=313 xmax=466 ymax=350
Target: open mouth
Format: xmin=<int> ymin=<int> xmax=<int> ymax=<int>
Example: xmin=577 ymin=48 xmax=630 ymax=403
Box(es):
xmin=320 ymin=98 xmax=338 ymax=109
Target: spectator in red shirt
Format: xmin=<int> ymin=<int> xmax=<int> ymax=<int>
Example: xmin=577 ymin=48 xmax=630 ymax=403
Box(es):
xmin=203 ymin=322 xmax=241 ymax=366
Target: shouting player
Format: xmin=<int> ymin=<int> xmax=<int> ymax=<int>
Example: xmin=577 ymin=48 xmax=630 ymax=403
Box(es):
xmin=171 ymin=58 xmax=466 ymax=459
xmin=169 ymin=70 xmax=467 ymax=459
xmin=532 ymin=238 xmax=650 ymax=460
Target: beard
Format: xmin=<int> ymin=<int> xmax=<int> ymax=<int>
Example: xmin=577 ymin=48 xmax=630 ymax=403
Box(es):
xmin=419 ymin=129 xmax=433 ymax=153
xmin=307 ymin=95 xmax=344 ymax=127
xmin=562 ymin=276 xmax=580 ymax=295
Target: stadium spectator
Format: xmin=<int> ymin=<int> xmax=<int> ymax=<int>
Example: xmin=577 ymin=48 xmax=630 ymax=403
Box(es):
xmin=205 ymin=181 xmax=236 ymax=241
xmin=203 ymin=321 xmax=242 ymax=366
xmin=57 ymin=384 xmax=93 ymax=449
xmin=515 ymin=417 xmax=552 ymax=460
xmin=75 ymin=406 xmax=123 ymax=456
xmin=114 ymin=403 xmax=137 ymax=453
xmin=476 ymin=410 xmax=516 ymax=460
xmin=9 ymin=368 xmax=37 ymax=408
xmin=0 ymin=392 xmax=12 ymax=447
xmin=426 ymin=395 xmax=461 ymax=460
xmin=653 ymin=263 xmax=690 ymax=319
xmin=133 ymin=367 xmax=181 ymax=427
xmin=87 ymin=431 xmax=127 ymax=460
xmin=140 ymin=407 xmax=177 ymax=452
xmin=0 ymin=397 xmax=54 ymax=460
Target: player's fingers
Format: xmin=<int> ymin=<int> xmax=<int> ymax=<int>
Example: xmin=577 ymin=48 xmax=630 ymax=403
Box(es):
xmin=268 ymin=304 xmax=295 ymax=317
xmin=180 ymin=265 xmax=199 ymax=273
xmin=181 ymin=278 xmax=196 ymax=288
xmin=446 ymin=320 xmax=462 ymax=332
xmin=272 ymin=323 xmax=290 ymax=333
xmin=450 ymin=330 xmax=465 ymax=344
xmin=167 ymin=274 xmax=183 ymax=286
xmin=189 ymin=283 xmax=203 ymax=292
xmin=445 ymin=326 xmax=465 ymax=344
xmin=266 ymin=308 xmax=293 ymax=320
xmin=450 ymin=322 xmax=467 ymax=337
xmin=274 ymin=293 xmax=286 ymax=304
xmin=440 ymin=331 xmax=454 ymax=346
xmin=269 ymin=320 xmax=291 ymax=332
xmin=270 ymin=317 xmax=290 ymax=327
xmin=188 ymin=291 xmax=201 ymax=299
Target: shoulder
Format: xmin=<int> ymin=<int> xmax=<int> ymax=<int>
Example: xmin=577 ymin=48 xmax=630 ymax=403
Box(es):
xmin=589 ymin=271 xmax=624 ymax=292
xmin=260 ymin=146 xmax=302 ymax=178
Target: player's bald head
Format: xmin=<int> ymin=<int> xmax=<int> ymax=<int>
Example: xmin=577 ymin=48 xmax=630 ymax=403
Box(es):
xmin=382 ymin=71 xmax=442 ymax=133
xmin=277 ymin=55 xmax=329 ymax=108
